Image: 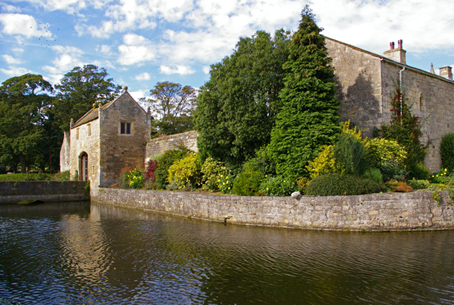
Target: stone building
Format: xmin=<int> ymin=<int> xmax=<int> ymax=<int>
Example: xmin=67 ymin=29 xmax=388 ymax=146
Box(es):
xmin=61 ymin=37 xmax=454 ymax=188
xmin=325 ymin=37 xmax=454 ymax=171
xmin=60 ymin=90 xmax=151 ymax=188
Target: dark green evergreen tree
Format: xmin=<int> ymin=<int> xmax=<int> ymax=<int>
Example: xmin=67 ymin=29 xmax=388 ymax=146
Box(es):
xmin=268 ymin=6 xmax=341 ymax=180
xmin=194 ymin=29 xmax=290 ymax=168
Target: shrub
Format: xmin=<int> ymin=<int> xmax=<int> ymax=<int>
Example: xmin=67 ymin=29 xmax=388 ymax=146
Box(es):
xmin=407 ymin=162 xmax=430 ymax=180
xmin=306 ymin=145 xmax=338 ymax=179
xmin=201 ymin=157 xmax=230 ymax=191
xmin=167 ymin=153 xmax=202 ymax=190
xmin=386 ymin=180 xmax=413 ymax=192
xmin=305 ymin=173 xmax=383 ymax=196
xmin=56 ymin=171 xmax=70 ymax=181
xmin=232 ymin=170 xmax=264 ymax=196
xmin=430 ymin=168 xmax=450 ymax=184
xmin=407 ymin=178 xmax=430 ymax=190
xmin=441 ymin=133 xmax=454 ymax=171
xmin=366 ymin=138 xmax=406 ymax=168
xmin=144 ymin=160 xmax=158 ymax=182
xmin=155 ymin=147 xmax=190 ymax=189
xmin=363 ymin=167 xmax=384 ymax=186
xmin=119 ymin=167 xmax=144 ymax=189
xmin=296 ymin=176 xmax=310 ymax=193
xmin=217 ymin=173 xmax=234 ymax=194
xmin=259 ymin=176 xmax=297 ymax=196
xmin=380 ymin=157 xmax=408 ymax=182
xmin=333 ymin=133 xmax=368 ymax=176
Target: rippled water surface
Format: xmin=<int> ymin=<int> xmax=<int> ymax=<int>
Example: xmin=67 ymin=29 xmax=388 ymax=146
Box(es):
xmin=1 ymin=202 xmax=454 ymax=304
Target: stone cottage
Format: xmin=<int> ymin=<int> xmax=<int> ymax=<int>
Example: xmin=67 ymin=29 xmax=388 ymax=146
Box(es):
xmin=61 ymin=37 xmax=454 ymax=189
xmin=60 ymin=90 xmax=151 ymax=188
xmin=325 ymin=37 xmax=454 ymax=171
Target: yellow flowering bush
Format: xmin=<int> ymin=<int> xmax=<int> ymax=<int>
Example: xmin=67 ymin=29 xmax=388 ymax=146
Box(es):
xmin=167 ymin=152 xmax=202 ymax=190
xmin=119 ymin=167 xmax=144 ymax=189
xmin=306 ymin=145 xmax=341 ymax=179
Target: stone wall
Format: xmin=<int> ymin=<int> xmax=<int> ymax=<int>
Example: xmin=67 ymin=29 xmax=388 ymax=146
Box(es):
xmin=69 ymin=116 xmax=101 ymax=187
xmin=381 ymin=62 xmax=454 ymax=171
xmin=92 ymin=189 xmax=454 ymax=231
xmin=99 ymin=93 xmax=151 ymax=187
xmin=59 ymin=132 xmax=70 ymax=172
xmin=0 ymin=181 xmax=89 ymax=204
xmin=146 ymin=130 xmax=198 ymax=158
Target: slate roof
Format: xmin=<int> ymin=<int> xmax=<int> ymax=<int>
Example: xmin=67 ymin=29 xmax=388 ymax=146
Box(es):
xmin=71 ymin=99 xmax=115 ymax=128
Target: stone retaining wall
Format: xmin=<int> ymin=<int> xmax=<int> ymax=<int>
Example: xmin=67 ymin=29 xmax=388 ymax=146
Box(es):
xmin=92 ymin=188 xmax=454 ymax=231
xmin=0 ymin=181 xmax=90 ymax=204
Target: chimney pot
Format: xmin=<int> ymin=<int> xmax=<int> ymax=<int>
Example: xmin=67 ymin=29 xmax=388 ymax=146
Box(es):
xmin=398 ymin=39 xmax=403 ymax=49
xmin=390 ymin=42 xmax=395 ymax=49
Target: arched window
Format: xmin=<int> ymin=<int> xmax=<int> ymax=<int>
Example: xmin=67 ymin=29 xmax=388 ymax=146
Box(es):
xmin=419 ymin=93 xmax=423 ymax=111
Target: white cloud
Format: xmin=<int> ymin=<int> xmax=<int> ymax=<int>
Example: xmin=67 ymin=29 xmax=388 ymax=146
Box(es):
xmin=0 ymin=66 xmax=33 ymax=77
xmin=0 ymin=14 xmax=52 ymax=38
xmin=1 ymin=3 xmax=22 ymax=13
xmin=2 ymin=55 xmax=22 ymax=65
xmin=117 ymin=33 xmax=155 ymax=65
xmin=202 ymin=66 xmax=210 ymax=74
xmin=96 ymin=44 xmax=112 ymax=53
xmin=135 ymin=72 xmax=151 ymax=80
xmin=130 ymin=89 xmax=147 ymax=102
xmin=42 ymin=45 xmax=84 ymax=84
xmin=160 ymin=65 xmax=195 ymax=75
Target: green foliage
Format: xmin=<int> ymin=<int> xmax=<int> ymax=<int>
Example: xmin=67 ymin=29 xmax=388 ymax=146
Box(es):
xmin=201 ymin=157 xmax=230 ymax=191
xmin=52 ymin=64 xmax=121 ymax=133
xmin=366 ymin=138 xmax=406 ymax=168
xmin=232 ymin=170 xmax=265 ymax=196
xmin=167 ymin=153 xmax=202 ymax=190
xmin=407 ymin=178 xmax=430 ymax=190
xmin=155 ymin=147 xmax=190 ymax=189
xmin=0 ymin=74 xmax=55 ymax=173
xmin=363 ymin=168 xmax=384 ymax=186
xmin=305 ymin=174 xmax=383 ymax=196
xmin=217 ymin=173 xmax=234 ymax=194
xmin=142 ymin=81 xmax=196 ymax=135
xmin=268 ymin=7 xmax=340 ymax=180
xmin=441 ymin=133 xmax=454 ymax=172
xmin=194 ymin=29 xmax=291 ymax=167
xmin=333 ymin=133 xmax=368 ymax=176
xmin=380 ymin=85 xmax=426 ymax=170
xmin=296 ymin=177 xmax=311 ymax=193
xmin=380 ymin=157 xmax=408 ymax=182
xmin=408 ymin=162 xmax=430 ymax=180
xmin=259 ymin=176 xmax=297 ymax=196
xmin=0 ymin=173 xmax=53 ymax=181
xmin=429 ymin=168 xmax=450 ymax=184
xmin=119 ymin=167 xmax=144 ymax=189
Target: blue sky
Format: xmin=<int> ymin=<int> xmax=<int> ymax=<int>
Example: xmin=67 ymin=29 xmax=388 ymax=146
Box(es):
xmin=0 ymin=0 xmax=453 ymax=101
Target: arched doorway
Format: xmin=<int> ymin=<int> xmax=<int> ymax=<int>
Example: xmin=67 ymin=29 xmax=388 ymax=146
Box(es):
xmin=79 ymin=152 xmax=88 ymax=181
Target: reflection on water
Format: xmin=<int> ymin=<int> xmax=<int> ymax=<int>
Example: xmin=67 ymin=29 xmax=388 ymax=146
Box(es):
xmin=1 ymin=202 xmax=454 ymax=304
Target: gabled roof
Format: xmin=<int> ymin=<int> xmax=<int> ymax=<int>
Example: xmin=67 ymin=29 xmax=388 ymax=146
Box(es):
xmin=324 ymin=36 xmax=454 ymax=85
xmin=71 ymin=91 xmax=138 ymax=129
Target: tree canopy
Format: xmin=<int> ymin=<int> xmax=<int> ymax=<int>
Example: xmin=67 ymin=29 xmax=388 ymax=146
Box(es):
xmin=51 ymin=64 xmax=121 ymax=133
xmin=268 ymin=7 xmax=341 ymax=180
xmin=0 ymin=74 xmax=55 ymax=172
xmin=143 ymin=81 xmax=196 ymax=135
xmin=194 ymin=29 xmax=291 ymax=167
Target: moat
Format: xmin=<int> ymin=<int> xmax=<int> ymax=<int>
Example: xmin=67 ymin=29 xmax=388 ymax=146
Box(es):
xmin=1 ymin=201 xmax=454 ymax=304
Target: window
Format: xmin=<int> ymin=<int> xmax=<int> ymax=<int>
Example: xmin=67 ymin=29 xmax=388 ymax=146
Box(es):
xmin=88 ymin=124 xmax=91 ymax=136
xmin=76 ymin=128 xmax=79 ymax=140
xmin=120 ymin=122 xmax=131 ymax=134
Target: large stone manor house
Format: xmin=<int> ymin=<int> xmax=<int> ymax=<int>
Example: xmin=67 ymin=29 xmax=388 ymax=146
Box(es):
xmin=60 ymin=37 xmax=454 ymax=189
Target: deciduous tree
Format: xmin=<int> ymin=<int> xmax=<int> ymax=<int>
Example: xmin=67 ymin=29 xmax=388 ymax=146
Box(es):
xmin=194 ymin=29 xmax=291 ymax=167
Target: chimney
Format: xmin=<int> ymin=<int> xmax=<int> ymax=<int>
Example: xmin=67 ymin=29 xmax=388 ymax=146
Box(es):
xmin=439 ymin=66 xmax=453 ymax=80
xmin=384 ymin=39 xmax=406 ymax=65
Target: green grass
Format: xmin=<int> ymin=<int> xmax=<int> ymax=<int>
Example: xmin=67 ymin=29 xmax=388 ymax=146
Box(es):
xmin=0 ymin=172 xmax=57 ymax=182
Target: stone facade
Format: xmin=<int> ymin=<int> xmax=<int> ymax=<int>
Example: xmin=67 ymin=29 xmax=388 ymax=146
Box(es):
xmin=325 ymin=37 xmax=454 ymax=171
xmin=146 ymin=130 xmax=198 ymax=159
xmin=66 ymin=91 xmax=150 ymax=188
xmin=92 ymin=188 xmax=454 ymax=231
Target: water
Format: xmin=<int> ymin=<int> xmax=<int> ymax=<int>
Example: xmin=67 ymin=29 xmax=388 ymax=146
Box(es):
xmin=1 ymin=202 xmax=454 ymax=304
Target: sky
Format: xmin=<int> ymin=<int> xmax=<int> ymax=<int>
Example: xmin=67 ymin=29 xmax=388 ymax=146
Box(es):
xmin=0 ymin=0 xmax=453 ymax=101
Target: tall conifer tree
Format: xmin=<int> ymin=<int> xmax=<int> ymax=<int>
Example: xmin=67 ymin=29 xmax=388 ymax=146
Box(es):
xmin=268 ymin=6 xmax=340 ymax=180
